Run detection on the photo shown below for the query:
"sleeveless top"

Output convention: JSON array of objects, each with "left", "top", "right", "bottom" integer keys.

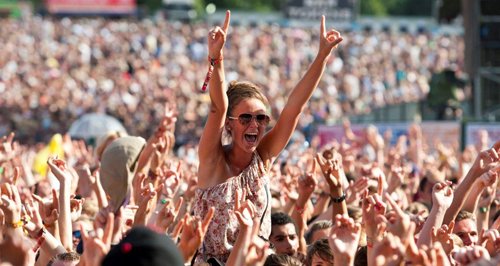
[{"left": 193, "top": 152, "right": 271, "bottom": 264}]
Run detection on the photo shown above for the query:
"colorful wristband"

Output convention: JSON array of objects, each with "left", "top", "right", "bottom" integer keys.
[
  {"left": 201, "top": 55, "right": 223, "bottom": 91},
  {"left": 11, "top": 220, "right": 24, "bottom": 229}
]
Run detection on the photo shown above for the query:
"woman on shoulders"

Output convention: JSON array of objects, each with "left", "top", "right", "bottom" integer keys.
[{"left": 195, "top": 11, "right": 343, "bottom": 264}]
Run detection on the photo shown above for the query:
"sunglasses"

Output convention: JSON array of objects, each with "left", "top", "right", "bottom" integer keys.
[{"left": 228, "top": 113, "right": 270, "bottom": 126}]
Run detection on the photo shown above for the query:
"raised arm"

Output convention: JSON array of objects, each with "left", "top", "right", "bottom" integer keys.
[
  {"left": 47, "top": 157, "right": 73, "bottom": 251},
  {"left": 462, "top": 169, "right": 497, "bottom": 213},
  {"left": 259, "top": 16, "right": 343, "bottom": 161},
  {"left": 417, "top": 182, "right": 454, "bottom": 247},
  {"left": 443, "top": 146, "right": 499, "bottom": 224},
  {"left": 198, "top": 11, "right": 231, "bottom": 176}
]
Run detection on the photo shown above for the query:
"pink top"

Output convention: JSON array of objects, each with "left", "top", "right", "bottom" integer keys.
[{"left": 193, "top": 152, "right": 271, "bottom": 264}]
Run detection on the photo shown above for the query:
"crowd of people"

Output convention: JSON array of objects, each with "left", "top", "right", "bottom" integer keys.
[
  {"left": 1, "top": 111, "right": 499, "bottom": 266},
  {"left": 1, "top": 11, "right": 498, "bottom": 266},
  {"left": 0, "top": 14, "right": 464, "bottom": 144}
]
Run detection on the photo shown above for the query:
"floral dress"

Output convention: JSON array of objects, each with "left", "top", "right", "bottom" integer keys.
[{"left": 193, "top": 152, "right": 271, "bottom": 264}]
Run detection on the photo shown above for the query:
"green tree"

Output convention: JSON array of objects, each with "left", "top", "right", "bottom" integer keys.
[
  {"left": 387, "top": 0, "right": 433, "bottom": 16},
  {"left": 360, "top": 0, "right": 388, "bottom": 16},
  {"left": 439, "top": 0, "right": 461, "bottom": 22}
]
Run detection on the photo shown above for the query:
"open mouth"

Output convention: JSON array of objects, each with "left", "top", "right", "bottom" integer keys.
[{"left": 244, "top": 133, "right": 258, "bottom": 143}]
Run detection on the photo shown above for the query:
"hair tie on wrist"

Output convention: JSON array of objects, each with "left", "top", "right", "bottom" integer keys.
[{"left": 331, "top": 193, "right": 346, "bottom": 203}]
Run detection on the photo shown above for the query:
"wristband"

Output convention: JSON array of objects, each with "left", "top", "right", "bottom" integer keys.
[
  {"left": 366, "top": 236, "right": 376, "bottom": 248},
  {"left": 295, "top": 206, "right": 305, "bottom": 215},
  {"left": 201, "top": 55, "right": 223, "bottom": 91},
  {"left": 43, "top": 220, "right": 55, "bottom": 228},
  {"left": 11, "top": 220, "right": 24, "bottom": 229},
  {"left": 32, "top": 229, "right": 46, "bottom": 252},
  {"left": 208, "top": 55, "right": 223, "bottom": 66},
  {"left": 32, "top": 227, "right": 45, "bottom": 239},
  {"left": 330, "top": 193, "right": 346, "bottom": 203}
]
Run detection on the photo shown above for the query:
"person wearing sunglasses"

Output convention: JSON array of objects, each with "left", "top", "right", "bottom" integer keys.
[{"left": 194, "top": 10, "right": 343, "bottom": 264}]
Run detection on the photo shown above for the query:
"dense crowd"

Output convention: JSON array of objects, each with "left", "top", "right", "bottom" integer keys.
[
  {"left": 2, "top": 13, "right": 498, "bottom": 266},
  {"left": 0, "top": 117, "right": 499, "bottom": 265},
  {"left": 0, "top": 16, "right": 464, "bottom": 144}
]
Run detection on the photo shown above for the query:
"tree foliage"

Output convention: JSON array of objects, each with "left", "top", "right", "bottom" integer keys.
[{"left": 361, "top": 0, "right": 434, "bottom": 17}]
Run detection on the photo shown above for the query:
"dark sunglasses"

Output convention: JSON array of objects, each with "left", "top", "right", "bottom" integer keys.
[{"left": 228, "top": 113, "right": 270, "bottom": 126}]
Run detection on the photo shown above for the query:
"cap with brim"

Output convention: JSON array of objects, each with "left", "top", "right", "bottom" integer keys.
[{"left": 99, "top": 136, "right": 146, "bottom": 212}]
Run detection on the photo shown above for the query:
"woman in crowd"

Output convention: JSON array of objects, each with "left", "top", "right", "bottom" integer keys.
[{"left": 195, "top": 10, "right": 343, "bottom": 263}]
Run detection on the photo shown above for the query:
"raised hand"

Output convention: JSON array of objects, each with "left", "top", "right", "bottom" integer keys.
[
  {"left": 478, "top": 167, "right": 499, "bottom": 188},
  {"left": 371, "top": 233, "right": 405, "bottom": 266},
  {"left": 431, "top": 221, "right": 455, "bottom": 254},
  {"left": 297, "top": 160, "right": 317, "bottom": 203},
  {"left": 378, "top": 193, "right": 412, "bottom": 245},
  {"left": 80, "top": 213, "right": 114, "bottom": 266},
  {"left": 47, "top": 156, "right": 73, "bottom": 183},
  {"left": 155, "top": 197, "right": 183, "bottom": 234},
  {"left": 315, "top": 152, "right": 343, "bottom": 192},
  {"left": 453, "top": 245, "right": 491, "bottom": 265},
  {"left": 0, "top": 132, "right": 17, "bottom": 163},
  {"left": 32, "top": 189, "right": 59, "bottom": 227},
  {"left": 318, "top": 15, "right": 343, "bottom": 58},
  {"left": 233, "top": 188, "right": 257, "bottom": 229},
  {"left": 134, "top": 182, "right": 159, "bottom": 226},
  {"left": 345, "top": 176, "right": 369, "bottom": 205},
  {"left": 156, "top": 103, "right": 178, "bottom": 135},
  {"left": 208, "top": 10, "right": 230, "bottom": 59},
  {"left": 418, "top": 181, "right": 454, "bottom": 247},
  {"left": 0, "top": 194, "right": 21, "bottom": 226},
  {"left": 24, "top": 199, "right": 44, "bottom": 238},
  {"left": 70, "top": 196, "right": 84, "bottom": 222},
  {"left": 432, "top": 181, "right": 454, "bottom": 210},
  {"left": 472, "top": 146, "right": 499, "bottom": 176},
  {"left": 0, "top": 228, "right": 35, "bottom": 266},
  {"left": 177, "top": 207, "right": 215, "bottom": 262},
  {"left": 480, "top": 229, "right": 500, "bottom": 257},
  {"left": 329, "top": 214, "right": 361, "bottom": 265},
  {"left": 362, "top": 178, "right": 387, "bottom": 242},
  {"left": 150, "top": 135, "right": 170, "bottom": 176},
  {"left": 387, "top": 166, "right": 405, "bottom": 194}
]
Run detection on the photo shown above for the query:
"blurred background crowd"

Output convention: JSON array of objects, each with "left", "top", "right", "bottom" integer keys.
[
  {"left": 0, "top": 0, "right": 499, "bottom": 265},
  {"left": 0, "top": 16, "right": 464, "bottom": 145}
]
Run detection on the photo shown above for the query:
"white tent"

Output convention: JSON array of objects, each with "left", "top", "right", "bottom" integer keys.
[{"left": 68, "top": 113, "right": 127, "bottom": 141}]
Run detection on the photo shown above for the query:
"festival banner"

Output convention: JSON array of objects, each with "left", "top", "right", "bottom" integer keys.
[
  {"left": 465, "top": 122, "right": 500, "bottom": 147},
  {"left": 317, "top": 121, "right": 461, "bottom": 151},
  {"left": 45, "top": 0, "right": 136, "bottom": 14}
]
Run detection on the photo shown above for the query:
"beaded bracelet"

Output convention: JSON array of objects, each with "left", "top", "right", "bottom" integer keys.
[{"left": 201, "top": 55, "right": 223, "bottom": 91}]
